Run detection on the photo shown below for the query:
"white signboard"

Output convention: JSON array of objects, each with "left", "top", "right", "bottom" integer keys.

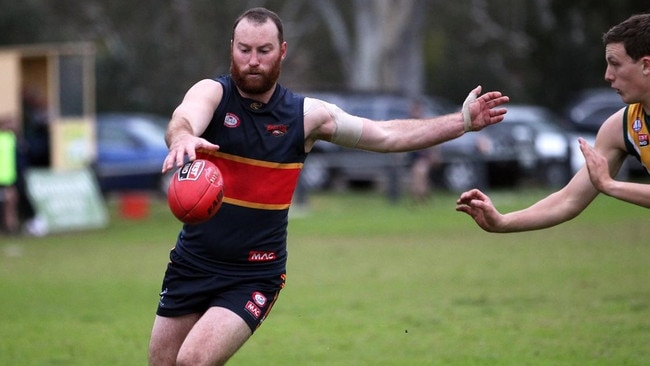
[{"left": 25, "top": 168, "right": 108, "bottom": 234}]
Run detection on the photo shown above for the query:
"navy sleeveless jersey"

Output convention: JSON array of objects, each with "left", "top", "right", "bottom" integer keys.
[{"left": 173, "top": 75, "right": 306, "bottom": 273}]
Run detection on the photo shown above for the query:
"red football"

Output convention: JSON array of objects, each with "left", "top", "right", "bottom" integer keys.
[{"left": 167, "top": 159, "right": 224, "bottom": 224}]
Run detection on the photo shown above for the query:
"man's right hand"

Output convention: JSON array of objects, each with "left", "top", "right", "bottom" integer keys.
[
  {"left": 455, "top": 188, "right": 505, "bottom": 233},
  {"left": 162, "top": 134, "right": 219, "bottom": 173}
]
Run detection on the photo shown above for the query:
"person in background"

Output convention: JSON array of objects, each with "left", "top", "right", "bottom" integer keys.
[
  {"left": 0, "top": 115, "right": 19, "bottom": 234},
  {"left": 456, "top": 13, "right": 650, "bottom": 232},
  {"left": 150, "top": 7, "right": 510, "bottom": 365},
  {"left": 408, "top": 98, "right": 442, "bottom": 203}
]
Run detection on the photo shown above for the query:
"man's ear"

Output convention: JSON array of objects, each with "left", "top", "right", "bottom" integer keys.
[
  {"left": 642, "top": 56, "right": 650, "bottom": 75},
  {"left": 280, "top": 41, "right": 287, "bottom": 61}
]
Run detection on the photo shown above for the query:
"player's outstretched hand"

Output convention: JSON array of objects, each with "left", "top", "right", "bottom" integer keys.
[
  {"left": 162, "top": 134, "right": 220, "bottom": 173},
  {"left": 578, "top": 137, "right": 612, "bottom": 192},
  {"left": 455, "top": 188, "right": 504, "bottom": 232},
  {"left": 461, "top": 86, "right": 510, "bottom": 132}
]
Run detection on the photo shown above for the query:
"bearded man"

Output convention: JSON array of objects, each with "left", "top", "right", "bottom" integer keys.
[{"left": 148, "top": 7, "right": 509, "bottom": 366}]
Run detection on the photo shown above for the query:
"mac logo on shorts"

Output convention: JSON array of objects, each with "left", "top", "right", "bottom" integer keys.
[{"left": 245, "top": 301, "right": 262, "bottom": 319}]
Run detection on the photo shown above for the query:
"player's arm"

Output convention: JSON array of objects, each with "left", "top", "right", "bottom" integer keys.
[
  {"left": 456, "top": 166, "right": 601, "bottom": 233},
  {"left": 162, "top": 79, "right": 223, "bottom": 172},
  {"left": 455, "top": 111, "right": 628, "bottom": 232},
  {"left": 303, "top": 86, "right": 509, "bottom": 153},
  {"left": 580, "top": 110, "right": 650, "bottom": 207}
]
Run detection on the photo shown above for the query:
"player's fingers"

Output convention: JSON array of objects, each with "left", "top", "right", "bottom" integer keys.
[
  {"left": 197, "top": 141, "right": 220, "bottom": 152},
  {"left": 184, "top": 147, "right": 196, "bottom": 165},
  {"left": 162, "top": 155, "right": 174, "bottom": 173},
  {"left": 458, "top": 188, "right": 484, "bottom": 202},
  {"left": 578, "top": 139, "right": 594, "bottom": 159},
  {"left": 482, "top": 94, "right": 509, "bottom": 108}
]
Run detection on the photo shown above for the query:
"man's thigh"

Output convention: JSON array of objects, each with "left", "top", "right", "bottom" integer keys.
[
  {"left": 178, "top": 307, "right": 252, "bottom": 365},
  {"left": 148, "top": 313, "right": 201, "bottom": 366}
]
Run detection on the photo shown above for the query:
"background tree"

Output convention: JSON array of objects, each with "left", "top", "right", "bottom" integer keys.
[
  {"left": 0, "top": 0, "right": 648, "bottom": 115},
  {"left": 312, "top": 0, "right": 426, "bottom": 94}
]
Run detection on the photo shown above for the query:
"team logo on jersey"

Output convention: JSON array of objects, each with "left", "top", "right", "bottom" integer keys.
[
  {"left": 224, "top": 113, "right": 240, "bottom": 128},
  {"left": 252, "top": 292, "right": 268, "bottom": 307},
  {"left": 639, "top": 134, "right": 649, "bottom": 147},
  {"left": 245, "top": 301, "right": 262, "bottom": 319},
  {"left": 250, "top": 102, "right": 263, "bottom": 110},
  {"left": 633, "top": 118, "right": 643, "bottom": 133},
  {"left": 267, "top": 124, "right": 288, "bottom": 137}
]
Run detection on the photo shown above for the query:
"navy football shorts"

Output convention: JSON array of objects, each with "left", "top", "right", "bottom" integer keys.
[{"left": 156, "top": 249, "right": 286, "bottom": 332}]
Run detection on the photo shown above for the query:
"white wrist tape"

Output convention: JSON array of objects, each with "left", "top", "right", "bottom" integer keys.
[{"left": 462, "top": 90, "right": 478, "bottom": 132}]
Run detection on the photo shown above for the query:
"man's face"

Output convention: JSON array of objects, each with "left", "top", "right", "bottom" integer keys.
[
  {"left": 230, "top": 18, "right": 286, "bottom": 96},
  {"left": 604, "top": 42, "right": 647, "bottom": 104}
]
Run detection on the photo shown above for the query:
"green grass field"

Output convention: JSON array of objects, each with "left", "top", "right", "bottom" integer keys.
[{"left": 1, "top": 188, "right": 649, "bottom": 365}]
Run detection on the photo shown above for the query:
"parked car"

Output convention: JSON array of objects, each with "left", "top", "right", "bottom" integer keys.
[
  {"left": 431, "top": 104, "right": 572, "bottom": 191},
  {"left": 565, "top": 88, "right": 625, "bottom": 133},
  {"left": 431, "top": 121, "right": 523, "bottom": 192},
  {"left": 563, "top": 88, "right": 643, "bottom": 178},
  {"left": 94, "top": 112, "right": 172, "bottom": 194},
  {"left": 499, "top": 105, "right": 573, "bottom": 187}
]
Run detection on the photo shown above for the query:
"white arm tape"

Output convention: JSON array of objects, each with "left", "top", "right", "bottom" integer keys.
[{"left": 306, "top": 98, "right": 363, "bottom": 148}]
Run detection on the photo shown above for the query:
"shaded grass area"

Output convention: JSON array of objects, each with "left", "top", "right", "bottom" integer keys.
[{"left": 1, "top": 189, "right": 649, "bottom": 365}]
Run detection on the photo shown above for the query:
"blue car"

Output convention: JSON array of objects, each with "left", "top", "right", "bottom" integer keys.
[{"left": 94, "top": 113, "right": 172, "bottom": 194}]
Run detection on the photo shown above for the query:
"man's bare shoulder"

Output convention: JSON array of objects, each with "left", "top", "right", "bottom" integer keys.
[
  {"left": 182, "top": 79, "right": 224, "bottom": 106},
  {"left": 192, "top": 78, "right": 223, "bottom": 92},
  {"left": 302, "top": 97, "right": 338, "bottom": 144},
  {"left": 595, "top": 106, "right": 628, "bottom": 150}
]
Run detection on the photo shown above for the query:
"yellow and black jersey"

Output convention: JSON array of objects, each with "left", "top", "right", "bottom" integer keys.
[{"left": 623, "top": 103, "right": 650, "bottom": 174}]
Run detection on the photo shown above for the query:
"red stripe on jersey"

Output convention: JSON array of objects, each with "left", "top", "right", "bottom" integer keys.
[{"left": 197, "top": 150, "right": 302, "bottom": 210}]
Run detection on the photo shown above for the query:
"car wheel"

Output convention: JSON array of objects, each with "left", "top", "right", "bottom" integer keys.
[{"left": 441, "top": 159, "right": 487, "bottom": 192}]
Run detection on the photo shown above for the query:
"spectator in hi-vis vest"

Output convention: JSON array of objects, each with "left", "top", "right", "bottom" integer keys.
[{"left": 0, "top": 115, "right": 19, "bottom": 234}]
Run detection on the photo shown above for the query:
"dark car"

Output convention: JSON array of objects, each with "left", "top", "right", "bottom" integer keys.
[
  {"left": 94, "top": 113, "right": 172, "bottom": 194},
  {"left": 565, "top": 88, "right": 625, "bottom": 133},
  {"left": 432, "top": 111, "right": 533, "bottom": 191},
  {"left": 564, "top": 88, "right": 643, "bottom": 178},
  {"left": 499, "top": 105, "right": 573, "bottom": 187}
]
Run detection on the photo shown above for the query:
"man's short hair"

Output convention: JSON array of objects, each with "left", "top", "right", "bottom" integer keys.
[
  {"left": 603, "top": 13, "right": 650, "bottom": 61},
  {"left": 232, "top": 7, "right": 284, "bottom": 44}
]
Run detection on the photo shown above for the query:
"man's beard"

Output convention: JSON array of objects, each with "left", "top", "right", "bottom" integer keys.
[{"left": 230, "top": 56, "right": 282, "bottom": 95}]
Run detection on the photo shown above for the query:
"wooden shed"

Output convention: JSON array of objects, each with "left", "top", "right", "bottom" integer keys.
[{"left": 0, "top": 42, "right": 95, "bottom": 170}]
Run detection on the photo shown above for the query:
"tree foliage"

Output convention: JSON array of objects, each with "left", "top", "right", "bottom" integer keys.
[{"left": 0, "top": 0, "right": 648, "bottom": 115}]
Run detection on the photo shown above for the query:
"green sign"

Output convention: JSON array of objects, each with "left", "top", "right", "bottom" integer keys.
[{"left": 25, "top": 168, "right": 108, "bottom": 234}]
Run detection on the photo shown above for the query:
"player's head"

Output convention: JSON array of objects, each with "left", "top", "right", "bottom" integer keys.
[
  {"left": 603, "top": 13, "right": 650, "bottom": 61},
  {"left": 602, "top": 14, "right": 650, "bottom": 103},
  {"left": 230, "top": 7, "right": 286, "bottom": 96}
]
